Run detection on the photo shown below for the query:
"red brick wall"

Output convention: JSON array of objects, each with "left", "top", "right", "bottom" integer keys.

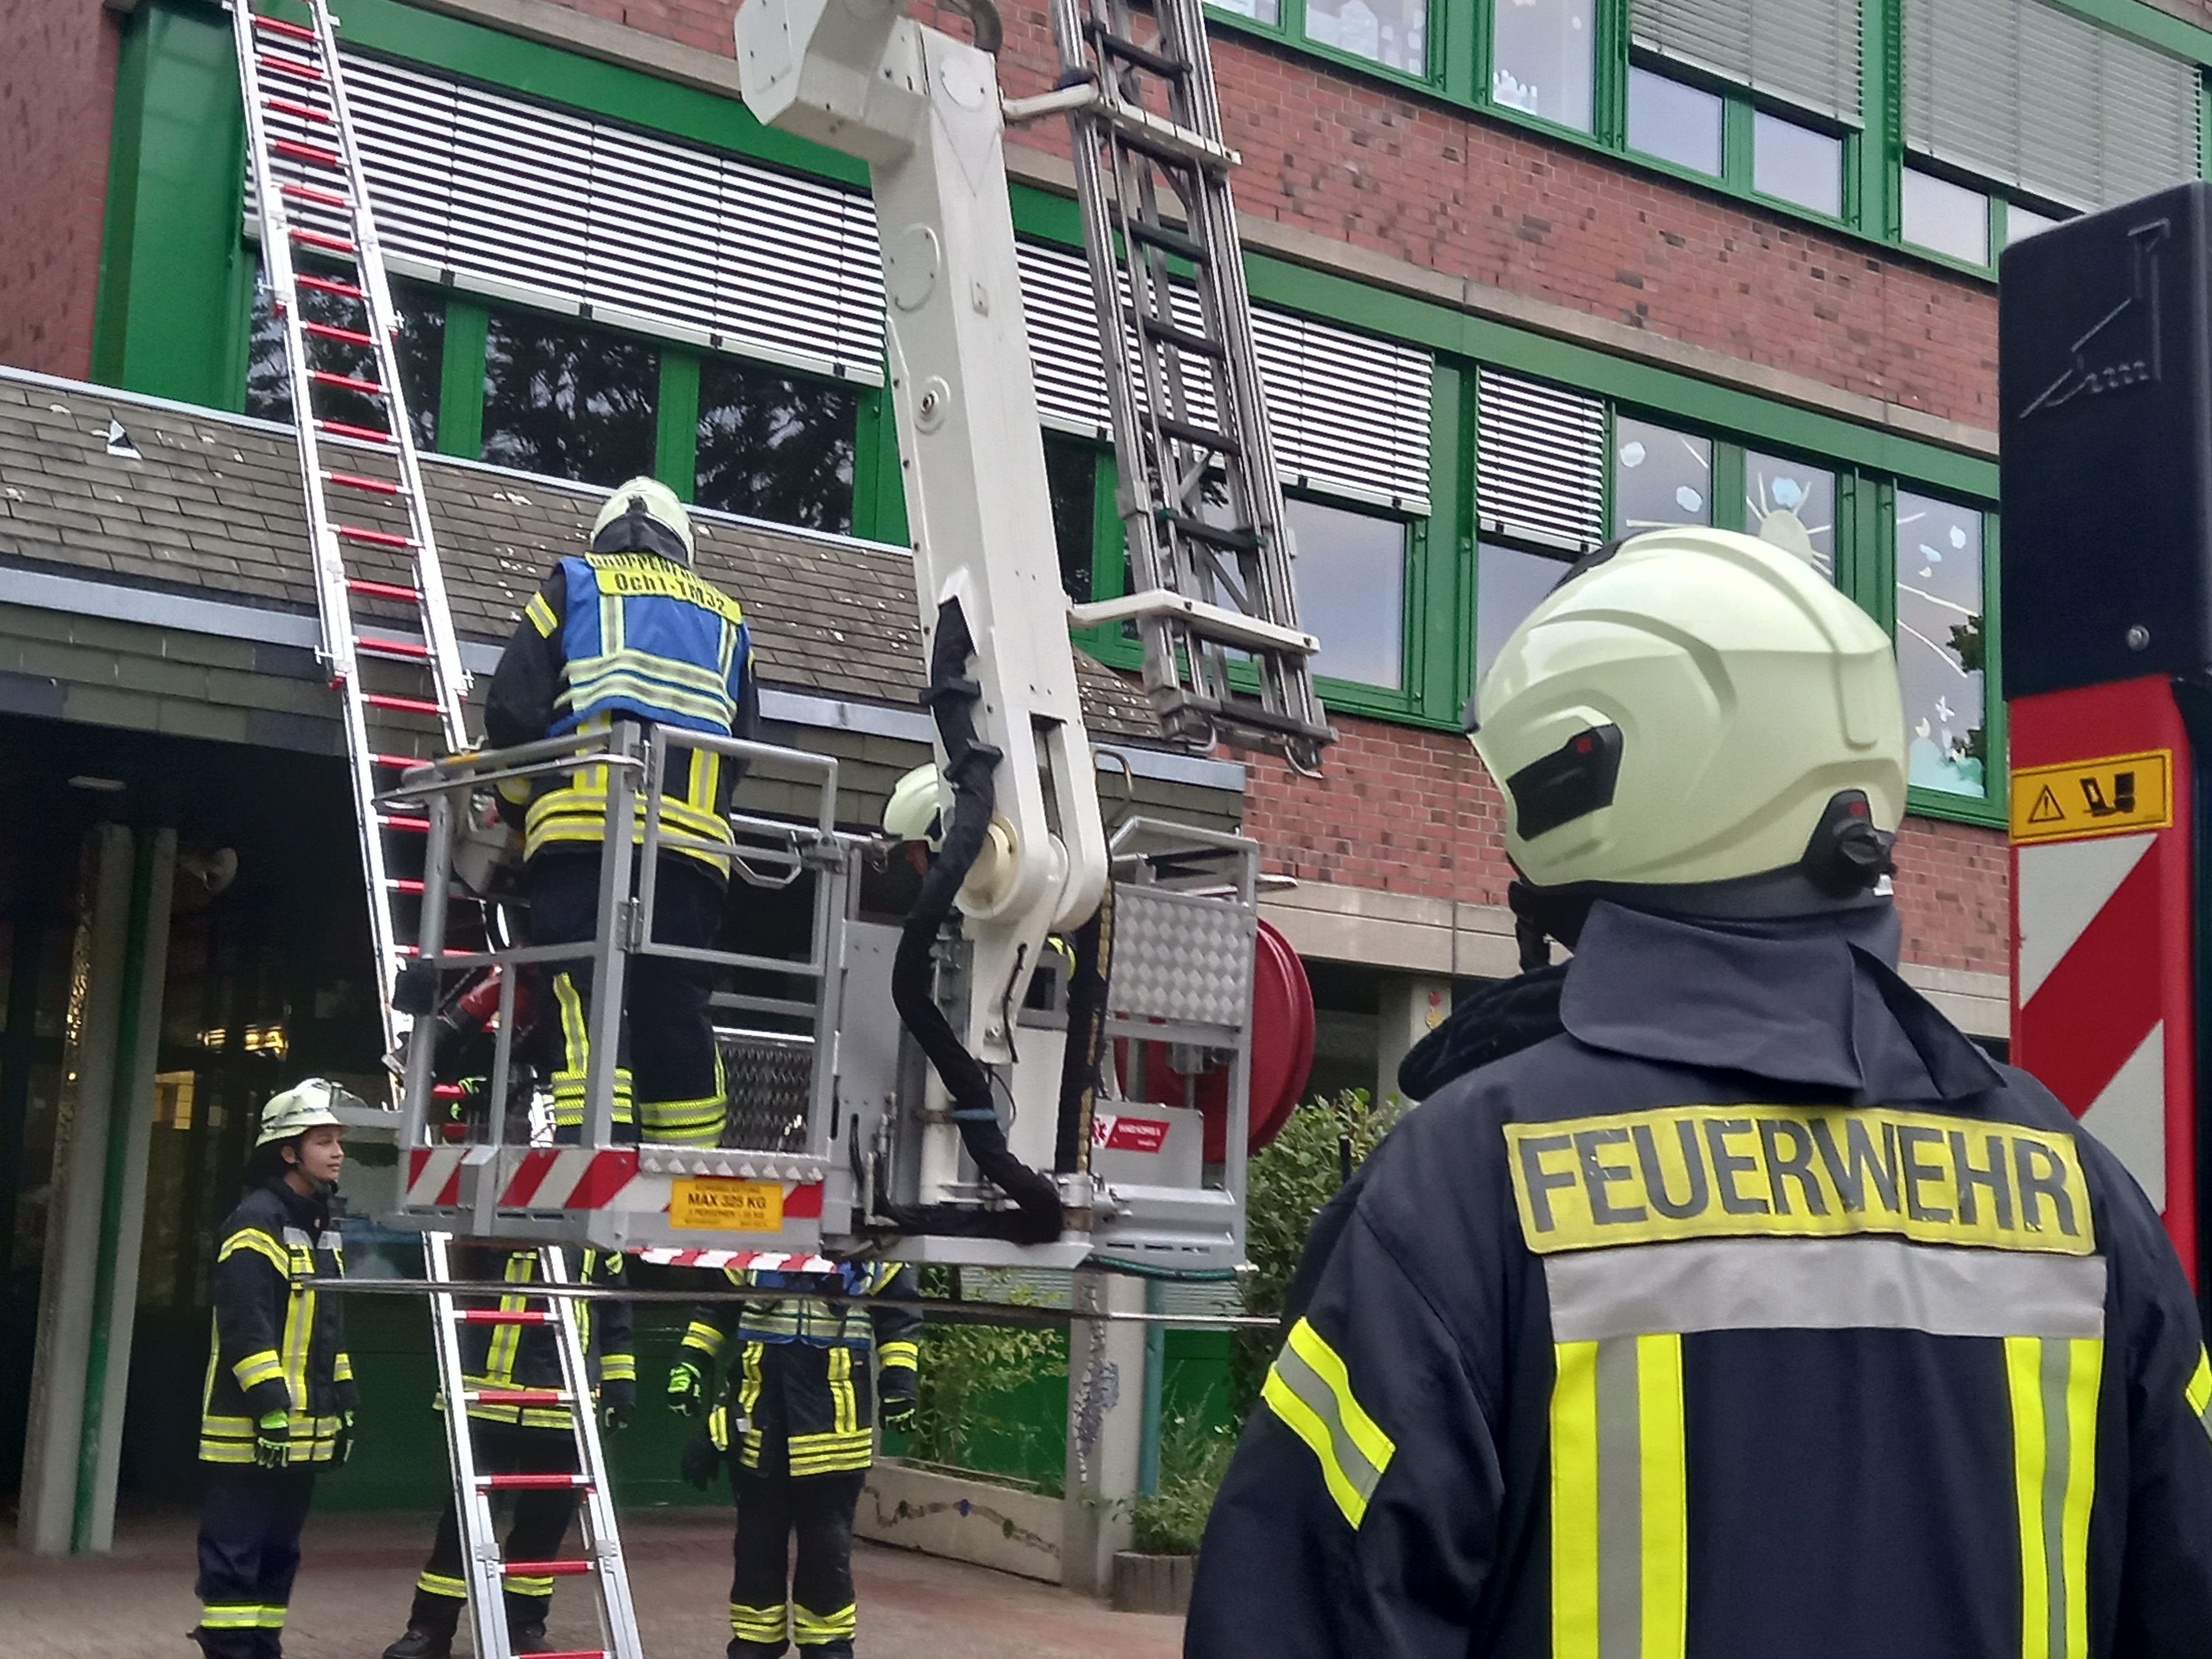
[
  {"left": 0, "top": 1, "right": 121, "bottom": 380},
  {"left": 1240, "top": 708, "right": 2010, "bottom": 978}
]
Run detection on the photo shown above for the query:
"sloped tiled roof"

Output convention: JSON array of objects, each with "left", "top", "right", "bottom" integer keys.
[{"left": 0, "top": 369, "right": 1161, "bottom": 739}]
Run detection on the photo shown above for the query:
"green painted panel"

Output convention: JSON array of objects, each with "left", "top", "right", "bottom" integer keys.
[
  {"left": 437, "top": 298, "right": 489, "bottom": 458},
  {"left": 96, "top": 2, "right": 253, "bottom": 408},
  {"left": 656, "top": 350, "right": 703, "bottom": 498}
]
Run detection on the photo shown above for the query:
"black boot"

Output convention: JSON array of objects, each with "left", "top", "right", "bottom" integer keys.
[
  {"left": 509, "top": 1624, "right": 552, "bottom": 1656},
  {"left": 380, "top": 1628, "right": 453, "bottom": 1659}
]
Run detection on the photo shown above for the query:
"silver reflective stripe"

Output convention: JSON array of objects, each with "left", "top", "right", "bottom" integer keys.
[
  {"left": 1594, "top": 1339, "right": 1642, "bottom": 1658},
  {"left": 2038, "top": 1338, "right": 2073, "bottom": 1659},
  {"left": 1546, "top": 1237, "right": 2108, "bottom": 1342},
  {"left": 281, "top": 1228, "right": 314, "bottom": 1249},
  {"left": 2200, "top": 1396, "right": 2212, "bottom": 1442},
  {"left": 1270, "top": 1336, "right": 1389, "bottom": 1511}
]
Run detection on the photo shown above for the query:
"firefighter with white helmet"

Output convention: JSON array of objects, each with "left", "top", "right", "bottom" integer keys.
[
  {"left": 483, "top": 476, "right": 761, "bottom": 1147},
  {"left": 1188, "top": 528, "right": 2212, "bottom": 1655},
  {"left": 190, "top": 1079, "right": 362, "bottom": 1659}
]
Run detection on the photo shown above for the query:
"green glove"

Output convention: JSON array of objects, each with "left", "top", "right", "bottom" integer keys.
[
  {"left": 254, "top": 1411, "right": 291, "bottom": 1470},
  {"left": 333, "top": 1410, "right": 356, "bottom": 1467},
  {"left": 879, "top": 1396, "right": 917, "bottom": 1435},
  {"left": 666, "top": 1359, "right": 707, "bottom": 1417}
]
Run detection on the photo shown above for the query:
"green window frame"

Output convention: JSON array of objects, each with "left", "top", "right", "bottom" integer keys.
[{"left": 1196, "top": 0, "right": 2212, "bottom": 279}]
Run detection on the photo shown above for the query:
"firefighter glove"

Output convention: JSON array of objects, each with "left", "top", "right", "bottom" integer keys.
[
  {"left": 333, "top": 1410, "right": 356, "bottom": 1467},
  {"left": 600, "top": 1379, "right": 635, "bottom": 1433},
  {"left": 679, "top": 1430, "right": 722, "bottom": 1492},
  {"left": 666, "top": 1359, "right": 707, "bottom": 1416},
  {"left": 254, "top": 1412, "right": 291, "bottom": 1469},
  {"left": 880, "top": 1396, "right": 917, "bottom": 1435}
]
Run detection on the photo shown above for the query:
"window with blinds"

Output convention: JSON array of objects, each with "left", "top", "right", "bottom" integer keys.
[
  {"left": 1016, "top": 241, "right": 1434, "bottom": 514},
  {"left": 1902, "top": 0, "right": 2201, "bottom": 212},
  {"left": 259, "top": 53, "right": 890, "bottom": 385},
  {"left": 1477, "top": 369, "right": 1606, "bottom": 549},
  {"left": 1629, "top": 0, "right": 1862, "bottom": 123}
]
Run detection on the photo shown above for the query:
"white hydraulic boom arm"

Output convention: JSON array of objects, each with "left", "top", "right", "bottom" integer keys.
[{"left": 738, "top": 0, "right": 1107, "bottom": 1064}]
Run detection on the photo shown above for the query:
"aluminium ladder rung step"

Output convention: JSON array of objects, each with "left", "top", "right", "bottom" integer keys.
[
  {"left": 515, "top": 1650, "right": 608, "bottom": 1659},
  {"left": 458, "top": 1309, "right": 557, "bottom": 1325},
  {"left": 319, "top": 419, "right": 392, "bottom": 444},
  {"left": 280, "top": 181, "right": 352, "bottom": 212},
  {"left": 431, "top": 1082, "right": 466, "bottom": 1099},
  {"left": 479, "top": 1472, "right": 593, "bottom": 1490},
  {"left": 255, "top": 51, "right": 326, "bottom": 85},
  {"left": 378, "top": 813, "right": 430, "bottom": 832},
  {"left": 384, "top": 877, "right": 427, "bottom": 893},
  {"left": 297, "top": 273, "right": 366, "bottom": 301},
  {"left": 250, "top": 13, "right": 318, "bottom": 43},
  {"left": 500, "top": 1559, "right": 596, "bottom": 1577},
  {"left": 273, "top": 136, "right": 343, "bottom": 169},
  {"left": 302, "top": 318, "right": 375, "bottom": 347},
  {"left": 329, "top": 470, "right": 404, "bottom": 495},
  {"left": 265, "top": 95, "right": 335, "bottom": 125},
  {"left": 310, "top": 369, "right": 388, "bottom": 397},
  {"left": 335, "top": 523, "right": 415, "bottom": 547},
  {"left": 1125, "top": 216, "right": 1209, "bottom": 264},
  {"left": 359, "top": 635, "right": 433, "bottom": 661},
  {"left": 1086, "top": 24, "right": 1188, "bottom": 78},
  {"left": 290, "top": 228, "right": 359, "bottom": 258},
  {"left": 1160, "top": 510, "right": 1259, "bottom": 552},
  {"left": 348, "top": 576, "right": 421, "bottom": 600},
  {"left": 1131, "top": 310, "right": 1225, "bottom": 361},
  {"left": 1151, "top": 414, "right": 1242, "bottom": 457},
  {"left": 466, "top": 1389, "right": 574, "bottom": 1406},
  {"left": 1098, "top": 101, "right": 1234, "bottom": 170}
]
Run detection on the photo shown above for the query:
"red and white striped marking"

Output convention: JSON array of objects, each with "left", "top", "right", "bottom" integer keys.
[
  {"left": 2011, "top": 675, "right": 2196, "bottom": 1276},
  {"left": 636, "top": 1248, "right": 840, "bottom": 1273}
]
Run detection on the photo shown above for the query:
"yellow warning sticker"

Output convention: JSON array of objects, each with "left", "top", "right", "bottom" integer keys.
[
  {"left": 2008, "top": 749, "right": 2172, "bottom": 844},
  {"left": 670, "top": 1178, "right": 784, "bottom": 1233}
]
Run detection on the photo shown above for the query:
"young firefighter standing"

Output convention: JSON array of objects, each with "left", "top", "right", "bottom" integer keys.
[
  {"left": 380, "top": 1245, "right": 634, "bottom": 1658},
  {"left": 191, "top": 1079, "right": 361, "bottom": 1659},
  {"left": 669, "top": 1262, "right": 921, "bottom": 1658}
]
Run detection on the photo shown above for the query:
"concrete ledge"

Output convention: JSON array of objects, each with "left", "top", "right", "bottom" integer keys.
[
  {"left": 1898, "top": 963, "right": 2009, "bottom": 1041},
  {"left": 856, "top": 1459, "right": 1065, "bottom": 1585},
  {"left": 1111, "top": 1551, "right": 1194, "bottom": 1614}
]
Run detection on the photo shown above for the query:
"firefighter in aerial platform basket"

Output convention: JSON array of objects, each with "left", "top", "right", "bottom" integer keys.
[
  {"left": 190, "top": 1080, "right": 359, "bottom": 1659},
  {"left": 1186, "top": 527, "right": 2212, "bottom": 1657},
  {"left": 667, "top": 1260, "right": 921, "bottom": 1659},
  {"left": 379, "top": 1245, "right": 633, "bottom": 1659},
  {"left": 483, "top": 476, "right": 762, "bottom": 1147}
]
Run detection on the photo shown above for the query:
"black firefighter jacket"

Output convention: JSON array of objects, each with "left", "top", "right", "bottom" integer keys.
[
  {"left": 1186, "top": 900, "right": 2212, "bottom": 1659},
  {"left": 199, "top": 1178, "right": 355, "bottom": 1464}
]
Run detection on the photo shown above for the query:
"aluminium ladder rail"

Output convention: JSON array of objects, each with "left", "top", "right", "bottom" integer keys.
[
  {"left": 1045, "top": 0, "right": 1335, "bottom": 768},
  {"left": 427, "top": 1237, "right": 645, "bottom": 1659},
  {"left": 231, "top": 12, "right": 641, "bottom": 1658},
  {"left": 231, "top": 0, "right": 472, "bottom": 1052}
]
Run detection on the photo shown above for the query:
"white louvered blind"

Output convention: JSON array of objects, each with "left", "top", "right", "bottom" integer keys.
[
  {"left": 1630, "top": 0, "right": 1862, "bottom": 123},
  {"left": 1016, "top": 241, "right": 1434, "bottom": 514},
  {"left": 1902, "top": 0, "right": 2201, "bottom": 212},
  {"left": 281, "top": 54, "right": 888, "bottom": 384},
  {"left": 1477, "top": 369, "right": 1606, "bottom": 549}
]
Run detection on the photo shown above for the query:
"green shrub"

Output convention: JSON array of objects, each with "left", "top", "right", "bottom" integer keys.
[
  {"left": 1133, "top": 1415, "right": 1239, "bottom": 1554},
  {"left": 902, "top": 1267, "right": 1069, "bottom": 1483}
]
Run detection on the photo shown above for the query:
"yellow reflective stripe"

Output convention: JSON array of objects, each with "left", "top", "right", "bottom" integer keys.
[
  {"left": 1259, "top": 1317, "right": 1396, "bottom": 1530},
  {"left": 526, "top": 592, "right": 559, "bottom": 637},
  {"left": 830, "top": 1347, "right": 856, "bottom": 1435},
  {"left": 200, "top": 1605, "right": 286, "bottom": 1630},
  {"left": 2007, "top": 1335, "right": 2101, "bottom": 1659},
  {"left": 2187, "top": 1348, "right": 2212, "bottom": 1442},
  {"left": 417, "top": 1572, "right": 468, "bottom": 1601},
  {"left": 486, "top": 1254, "right": 534, "bottom": 1385},
  {"left": 793, "top": 1602, "right": 858, "bottom": 1641},
  {"left": 502, "top": 1575, "right": 556, "bottom": 1598},
  {"left": 1547, "top": 1335, "right": 1686, "bottom": 1659},
  {"left": 218, "top": 1229, "right": 291, "bottom": 1275},
  {"left": 232, "top": 1349, "right": 285, "bottom": 1391},
  {"left": 682, "top": 1321, "right": 728, "bottom": 1360},
  {"left": 282, "top": 1282, "right": 314, "bottom": 1413},
  {"left": 731, "top": 1603, "right": 789, "bottom": 1642},
  {"left": 601, "top": 1354, "right": 637, "bottom": 1381},
  {"left": 1550, "top": 1340, "right": 1601, "bottom": 1659},
  {"left": 878, "top": 1340, "right": 919, "bottom": 1372},
  {"left": 787, "top": 1428, "right": 874, "bottom": 1473},
  {"left": 331, "top": 1351, "right": 353, "bottom": 1384}
]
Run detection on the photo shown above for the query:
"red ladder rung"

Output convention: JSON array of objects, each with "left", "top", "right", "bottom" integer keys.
[
  {"left": 526, "top": 1650, "right": 609, "bottom": 1659},
  {"left": 431, "top": 1083, "right": 466, "bottom": 1099},
  {"left": 328, "top": 470, "right": 403, "bottom": 497},
  {"left": 461, "top": 1311, "right": 557, "bottom": 1326},
  {"left": 251, "top": 13, "right": 319, "bottom": 41},
  {"left": 316, "top": 419, "right": 390, "bottom": 444},
  {"left": 371, "top": 751, "right": 422, "bottom": 769},
  {"left": 272, "top": 136, "right": 342, "bottom": 169},
  {"left": 264, "top": 95, "right": 333, "bottom": 125},
  {"left": 290, "top": 228, "right": 356, "bottom": 258},
  {"left": 297, "top": 273, "right": 365, "bottom": 301},
  {"left": 378, "top": 814, "right": 430, "bottom": 833},
  {"left": 335, "top": 523, "right": 413, "bottom": 547},
  {"left": 347, "top": 577, "right": 419, "bottom": 602},
  {"left": 500, "top": 1561, "right": 595, "bottom": 1578},
  {"left": 301, "top": 318, "right": 374, "bottom": 347},
  {"left": 258, "top": 51, "right": 324, "bottom": 82},
  {"left": 363, "top": 692, "right": 442, "bottom": 715},
  {"left": 384, "top": 877, "right": 427, "bottom": 893},
  {"left": 468, "top": 1388, "right": 573, "bottom": 1406},
  {"left": 280, "top": 181, "right": 350, "bottom": 211},
  {"left": 309, "top": 369, "right": 386, "bottom": 398},
  {"left": 479, "top": 1472, "right": 590, "bottom": 1490}
]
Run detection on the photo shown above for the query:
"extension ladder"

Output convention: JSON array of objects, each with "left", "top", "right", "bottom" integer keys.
[
  {"left": 426, "top": 1237, "right": 644, "bottom": 1659},
  {"left": 230, "top": 10, "right": 642, "bottom": 1656},
  {"left": 1046, "top": 0, "right": 1337, "bottom": 768}
]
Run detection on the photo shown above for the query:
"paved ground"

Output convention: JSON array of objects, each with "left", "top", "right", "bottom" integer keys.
[{"left": 0, "top": 1506, "right": 1182, "bottom": 1659}]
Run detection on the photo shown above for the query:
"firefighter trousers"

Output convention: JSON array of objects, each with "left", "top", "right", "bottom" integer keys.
[
  {"left": 193, "top": 1465, "right": 319, "bottom": 1659},
  {"left": 728, "top": 1465, "right": 865, "bottom": 1658},
  {"left": 530, "top": 850, "right": 726, "bottom": 1146},
  {"left": 408, "top": 1422, "right": 581, "bottom": 1640}
]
